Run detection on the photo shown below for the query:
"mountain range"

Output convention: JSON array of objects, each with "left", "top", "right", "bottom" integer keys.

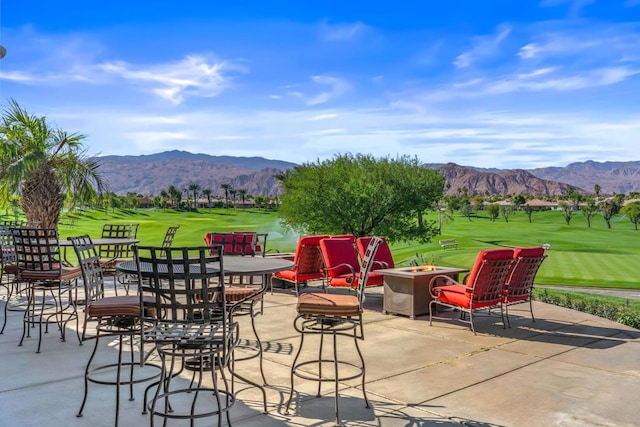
[{"left": 96, "top": 150, "right": 640, "bottom": 197}]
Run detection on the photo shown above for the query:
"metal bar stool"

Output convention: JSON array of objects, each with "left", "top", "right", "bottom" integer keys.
[
  {"left": 14, "top": 227, "right": 82, "bottom": 353},
  {"left": 285, "top": 236, "right": 382, "bottom": 426},
  {"left": 135, "top": 245, "right": 238, "bottom": 426},
  {"left": 70, "top": 235, "right": 161, "bottom": 427}
]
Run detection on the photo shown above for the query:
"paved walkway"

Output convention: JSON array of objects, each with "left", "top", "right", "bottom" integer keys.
[{"left": 1, "top": 286, "right": 639, "bottom": 426}]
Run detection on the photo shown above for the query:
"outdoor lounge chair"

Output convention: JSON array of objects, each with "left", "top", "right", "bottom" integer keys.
[
  {"left": 429, "top": 248, "right": 515, "bottom": 334},
  {"left": 270, "top": 234, "right": 329, "bottom": 295},
  {"left": 356, "top": 236, "right": 395, "bottom": 271},
  {"left": 319, "top": 237, "right": 384, "bottom": 289},
  {"left": 503, "top": 246, "right": 547, "bottom": 327}
]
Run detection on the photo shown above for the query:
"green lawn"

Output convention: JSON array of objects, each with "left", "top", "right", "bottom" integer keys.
[{"left": 42, "top": 206, "right": 640, "bottom": 290}]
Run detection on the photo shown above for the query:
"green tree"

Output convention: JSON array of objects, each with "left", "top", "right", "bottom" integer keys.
[
  {"left": 0, "top": 99, "right": 105, "bottom": 228},
  {"left": 220, "top": 183, "right": 232, "bottom": 208},
  {"left": 500, "top": 204, "right": 514, "bottom": 222},
  {"left": 523, "top": 204, "right": 535, "bottom": 223},
  {"left": 486, "top": 203, "right": 500, "bottom": 222},
  {"left": 167, "top": 185, "right": 182, "bottom": 208},
  {"left": 599, "top": 197, "right": 622, "bottom": 229},
  {"left": 201, "top": 188, "right": 212, "bottom": 209},
  {"left": 188, "top": 183, "right": 200, "bottom": 209},
  {"left": 621, "top": 202, "right": 640, "bottom": 231},
  {"left": 559, "top": 201, "right": 574, "bottom": 225},
  {"left": 276, "top": 153, "right": 444, "bottom": 242},
  {"left": 512, "top": 194, "right": 526, "bottom": 209},
  {"left": 237, "top": 189, "right": 248, "bottom": 209},
  {"left": 581, "top": 198, "right": 598, "bottom": 228}
]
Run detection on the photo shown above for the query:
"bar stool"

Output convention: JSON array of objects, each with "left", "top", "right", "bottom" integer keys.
[
  {"left": 135, "top": 245, "right": 238, "bottom": 426},
  {"left": 69, "top": 235, "right": 160, "bottom": 427},
  {"left": 285, "top": 236, "right": 382, "bottom": 426}
]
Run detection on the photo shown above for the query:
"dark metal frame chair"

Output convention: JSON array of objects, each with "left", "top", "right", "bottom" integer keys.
[
  {"left": 70, "top": 235, "right": 160, "bottom": 427},
  {"left": 135, "top": 245, "right": 238, "bottom": 425},
  {"left": 285, "top": 236, "right": 383, "bottom": 425},
  {"left": 99, "top": 223, "right": 139, "bottom": 295},
  {"left": 161, "top": 225, "right": 180, "bottom": 248},
  {"left": 13, "top": 227, "right": 81, "bottom": 353},
  {"left": 1, "top": 227, "right": 20, "bottom": 334}
]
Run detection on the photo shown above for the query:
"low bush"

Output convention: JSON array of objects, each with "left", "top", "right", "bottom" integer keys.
[{"left": 534, "top": 289, "right": 640, "bottom": 330}]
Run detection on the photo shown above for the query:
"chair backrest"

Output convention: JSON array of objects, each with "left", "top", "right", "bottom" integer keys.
[
  {"left": 505, "top": 247, "right": 547, "bottom": 300},
  {"left": 99, "top": 223, "right": 139, "bottom": 260},
  {"left": 329, "top": 234, "right": 356, "bottom": 244},
  {"left": 135, "top": 244, "right": 228, "bottom": 326},
  {"left": 466, "top": 248, "right": 516, "bottom": 304},
  {"left": 161, "top": 225, "right": 180, "bottom": 248},
  {"left": 0, "top": 228, "right": 17, "bottom": 267},
  {"left": 356, "top": 236, "right": 394, "bottom": 270},
  {"left": 68, "top": 235, "right": 105, "bottom": 303},
  {"left": 356, "top": 236, "right": 383, "bottom": 306},
  {"left": 319, "top": 237, "right": 361, "bottom": 278},
  {"left": 204, "top": 231, "right": 266, "bottom": 256},
  {"left": 292, "top": 235, "right": 329, "bottom": 274},
  {"left": 0, "top": 220, "right": 24, "bottom": 231},
  {"left": 13, "top": 227, "right": 61, "bottom": 273},
  {"left": 233, "top": 231, "right": 268, "bottom": 256}
]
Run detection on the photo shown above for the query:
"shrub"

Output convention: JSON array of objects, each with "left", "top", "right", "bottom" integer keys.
[{"left": 533, "top": 289, "right": 640, "bottom": 330}]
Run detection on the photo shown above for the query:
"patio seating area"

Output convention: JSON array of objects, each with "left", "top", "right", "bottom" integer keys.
[{"left": 1, "top": 282, "right": 640, "bottom": 426}]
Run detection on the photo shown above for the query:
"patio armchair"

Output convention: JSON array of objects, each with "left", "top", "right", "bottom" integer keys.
[
  {"left": 270, "top": 234, "right": 329, "bottom": 296},
  {"left": 429, "top": 248, "right": 515, "bottom": 334},
  {"left": 356, "top": 236, "right": 395, "bottom": 271},
  {"left": 285, "top": 236, "right": 383, "bottom": 426},
  {"left": 503, "top": 246, "right": 547, "bottom": 327},
  {"left": 319, "top": 237, "right": 384, "bottom": 289}
]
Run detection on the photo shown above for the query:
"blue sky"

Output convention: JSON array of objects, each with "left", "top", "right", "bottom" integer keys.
[{"left": 1, "top": 0, "right": 639, "bottom": 168}]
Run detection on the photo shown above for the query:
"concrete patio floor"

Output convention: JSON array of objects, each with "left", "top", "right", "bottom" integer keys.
[{"left": 1, "top": 285, "right": 639, "bottom": 427}]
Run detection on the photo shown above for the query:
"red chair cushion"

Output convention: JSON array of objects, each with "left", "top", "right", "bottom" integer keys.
[
  {"left": 464, "top": 248, "right": 514, "bottom": 295},
  {"left": 435, "top": 284, "right": 500, "bottom": 309},
  {"left": 356, "top": 236, "right": 395, "bottom": 270},
  {"left": 513, "top": 246, "right": 545, "bottom": 258},
  {"left": 320, "top": 238, "right": 359, "bottom": 278}
]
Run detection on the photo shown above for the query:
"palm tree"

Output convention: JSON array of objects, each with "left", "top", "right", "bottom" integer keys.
[
  {"left": 237, "top": 189, "right": 248, "bottom": 209},
  {"left": 201, "top": 188, "right": 212, "bottom": 209},
  {"left": 0, "top": 99, "right": 105, "bottom": 228},
  {"left": 220, "top": 183, "right": 232, "bottom": 208},
  {"left": 188, "top": 183, "right": 200, "bottom": 209}
]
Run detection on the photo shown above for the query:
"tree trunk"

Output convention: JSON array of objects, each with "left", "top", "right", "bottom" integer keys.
[{"left": 21, "top": 164, "right": 63, "bottom": 229}]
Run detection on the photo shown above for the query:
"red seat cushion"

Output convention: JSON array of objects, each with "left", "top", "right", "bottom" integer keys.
[{"left": 435, "top": 284, "right": 500, "bottom": 309}]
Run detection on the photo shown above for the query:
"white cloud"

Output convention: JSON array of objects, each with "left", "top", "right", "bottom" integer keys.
[
  {"left": 319, "top": 21, "right": 370, "bottom": 41},
  {"left": 454, "top": 25, "right": 512, "bottom": 69},
  {"left": 97, "top": 55, "right": 244, "bottom": 104},
  {"left": 304, "top": 75, "right": 351, "bottom": 105}
]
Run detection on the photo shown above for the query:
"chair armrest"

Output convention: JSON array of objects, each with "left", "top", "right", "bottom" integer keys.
[
  {"left": 325, "top": 262, "right": 357, "bottom": 283},
  {"left": 428, "top": 274, "right": 471, "bottom": 298},
  {"left": 373, "top": 260, "right": 390, "bottom": 269}
]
